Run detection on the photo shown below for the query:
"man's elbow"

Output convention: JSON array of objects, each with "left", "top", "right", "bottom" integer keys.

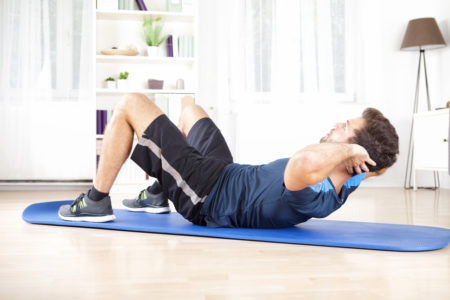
[{"left": 284, "top": 151, "right": 323, "bottom": 190}]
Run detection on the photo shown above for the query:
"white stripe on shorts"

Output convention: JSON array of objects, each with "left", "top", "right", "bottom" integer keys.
[{"left": 138, "top": 137, "right": 207, "bottom": 205}]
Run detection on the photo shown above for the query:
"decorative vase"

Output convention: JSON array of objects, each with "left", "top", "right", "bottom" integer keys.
[
  {"left": 106, "top": 81, "right": 116, "bottom": 89},
  {"left": 147, "top": 46, "right": 160, "bottom": 57},
  {"left": 176, "top": 78, "right": 184, "bottom": 90},
  {"left": 117, "top": 79, "right": 128, "bottom": 90}
]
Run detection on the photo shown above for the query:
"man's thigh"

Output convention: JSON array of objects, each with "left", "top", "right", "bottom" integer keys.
[
  {"left": 186, "top": 117, "right": 233, "bottom": 163},
  {"left": 131, "top": 115, "right": 228, "bottom": 224}
]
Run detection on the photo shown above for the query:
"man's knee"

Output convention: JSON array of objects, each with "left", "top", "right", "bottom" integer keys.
[
  {"left": 117, "top": 93, "right": 148, "bottom": 111},
  {"left": 115, "top": 93, "right": 157, "bottom": 121},
  {"left": 179, "top": 104, "right": 209, "bottom": 136},
  {"left": 114, "top": 93, "right": 164, "bottom": 138}
]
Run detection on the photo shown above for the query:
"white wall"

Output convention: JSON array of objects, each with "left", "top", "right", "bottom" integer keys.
[{"left": 197, "top": 0, "right": 450, "bottom": 188}]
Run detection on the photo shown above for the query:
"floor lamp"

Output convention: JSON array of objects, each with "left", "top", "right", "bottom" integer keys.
[{"left": 401, "top": 17, "right": 447, "bottom": 189}]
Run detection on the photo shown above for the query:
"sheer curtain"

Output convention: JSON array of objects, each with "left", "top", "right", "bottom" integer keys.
[
  {"left": 0, "top": 0, "right": 94, "bottom": 181},
  {"left": 202, "top": 0, "right": 351, "bottom": 163},
  {"left": 214, "top": 0, "right": 349, "bottom": 106}
]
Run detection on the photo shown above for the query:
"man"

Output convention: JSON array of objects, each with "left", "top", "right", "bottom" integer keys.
[{"left": 59, "top": 93, "right": 399, "bottom": 228}]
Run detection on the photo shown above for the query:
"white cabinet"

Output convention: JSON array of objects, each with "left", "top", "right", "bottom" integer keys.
[{"left": 412, "top": 109, "right": 449, "bottom": 189}]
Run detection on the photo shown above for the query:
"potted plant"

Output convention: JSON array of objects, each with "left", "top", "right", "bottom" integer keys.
[
  {"left": 117, "top": 72, "right": 129, "bottom": 90},
  {"left": 142, "top": 16, "right": 170, "bottom": 57},
  {"left": 105, "top": 77, "right": 116, "bottom": 89}
]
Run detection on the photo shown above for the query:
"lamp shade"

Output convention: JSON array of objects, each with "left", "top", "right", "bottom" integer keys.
[{"left": 400, "top": 17, "right": 446, "bottom": 51}]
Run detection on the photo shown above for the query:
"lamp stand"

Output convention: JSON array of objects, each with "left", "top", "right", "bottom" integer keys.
[{"left": 404, "top": 49, "right": 440, "bottom": 189}]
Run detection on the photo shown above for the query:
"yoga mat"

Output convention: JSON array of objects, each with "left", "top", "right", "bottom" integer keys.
[{"left": 23, "top": 201, "right": 450, "bottom": 252}]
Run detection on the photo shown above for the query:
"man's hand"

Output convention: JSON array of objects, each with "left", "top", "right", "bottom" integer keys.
[{"left": 345, "top": 144, "right": 376, "bottom": 175}]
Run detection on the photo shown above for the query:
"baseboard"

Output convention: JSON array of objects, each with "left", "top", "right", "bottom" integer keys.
[
  {"left": 0, "top": 180, "right": 154, "bottom": 192},
  {"left": 0, "top": 181, "right": 92, "bottom": 191}
]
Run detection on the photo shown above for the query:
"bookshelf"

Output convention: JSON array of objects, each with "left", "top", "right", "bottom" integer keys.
[
  {"left": 96, "top": 88, "right": 196, "bottom": 94},
  {"left": 96, "top": 10, "right": 195, "bottom": 21},
  {"left": 96, "top": 54, "right": 195, "bottom": 64},
  {"left": 95, "top": 0, "right": 198, "bottom": 192}
]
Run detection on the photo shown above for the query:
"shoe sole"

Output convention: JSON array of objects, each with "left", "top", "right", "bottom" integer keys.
[
  {"left": 122, "top": 205, "right": 170, "bottom": 214},
  {"left": 58, "top": 213, "right": 116, "bottom": 223}
]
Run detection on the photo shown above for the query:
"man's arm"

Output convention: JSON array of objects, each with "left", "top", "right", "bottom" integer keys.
[{"left": 284, "top": 143, "right": 376, "bottom": 191}]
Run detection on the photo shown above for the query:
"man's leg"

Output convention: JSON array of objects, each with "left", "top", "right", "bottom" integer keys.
[
  {"left": 178, "top": 95, "right": 209, "bottom": 137},
  {"left": 95, "top": 93, "right": 164, "bottom": 194},
  {"left": 178, "top": 95, "right": 233, "bottom": 163},
  {"left": 144, "top": 95, "right": 207, "bottom": 195},
  {"left": 58, "top": 93, "right": 164, "bottom": 222},
  {"left": 121, "top": 95, "right": 231, "bottom": 225},
  {"left": 122, "top": 95, "right": 210, "bottom": 213}
]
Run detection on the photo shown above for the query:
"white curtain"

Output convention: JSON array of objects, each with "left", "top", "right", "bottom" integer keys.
[
  {"left": 213, "top": 0, "right": 348, "bottom": 105},
  {"left": 0, "top": 0, "right": 94, "bottom": 181},
  {"left": 199, "top": 0, "right": 349, "bottom": 163}
]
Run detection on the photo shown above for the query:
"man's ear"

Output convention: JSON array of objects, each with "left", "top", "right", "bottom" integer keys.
[{"left": 365, "top": 167, "right": 387, "bottom": 179}]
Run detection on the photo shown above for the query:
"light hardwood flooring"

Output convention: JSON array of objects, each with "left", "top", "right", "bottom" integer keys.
[{"left": 0, "top": 187, "right": 449, "bottom": 299}]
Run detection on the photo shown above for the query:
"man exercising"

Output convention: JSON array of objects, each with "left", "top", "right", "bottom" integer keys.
[{"left": 59, "top": 93, "right": 399, "bottom": 228}]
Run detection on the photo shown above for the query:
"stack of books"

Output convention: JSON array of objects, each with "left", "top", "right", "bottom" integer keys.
[
  {"left": 167, "top": 35, "right": 194, "bottom": 58},
  {"left": 96, "top": 110, "right": 113, "bottom": 135},
  {"left": 118, "top": 0, "right": 136, "bottom": 10}
]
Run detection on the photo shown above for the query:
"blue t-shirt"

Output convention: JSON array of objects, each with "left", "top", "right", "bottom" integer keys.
[{"left": 200, "top": 158, "right": 365, "bottom": 228}]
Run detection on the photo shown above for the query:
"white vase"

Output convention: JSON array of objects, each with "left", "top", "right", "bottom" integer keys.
[
  {"left": 147, "top": 46, "right": 160, "bottom": 57},
  {"left": 117, "top": 79, "right": 128, "bottom": 90},
  {"left": 106, "top": 81, "right": 116, "bottom": 89}
]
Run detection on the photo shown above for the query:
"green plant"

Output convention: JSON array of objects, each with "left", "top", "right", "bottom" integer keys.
[
  {"left": 119, "top": 72, "right": 129, "bottom": 80},
  {"left": 142, "top": 17, "right": 170, "bottom": 47},
  {"left": 105, "top": 77, "right": 115, "bottom": 81}
]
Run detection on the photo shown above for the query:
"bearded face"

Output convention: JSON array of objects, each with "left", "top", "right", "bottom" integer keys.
[{"left": 320, "top": 118, "right": 365, "bottom": 144}]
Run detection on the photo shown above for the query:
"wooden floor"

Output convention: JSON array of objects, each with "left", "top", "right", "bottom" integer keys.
[{"left": 0, "top": 187, "right": 448, "bottom": 299}]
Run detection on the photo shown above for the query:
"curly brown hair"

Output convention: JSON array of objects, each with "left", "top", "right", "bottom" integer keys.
[{"left": 351, "top": 108, "right": 399, "bottom": 172}]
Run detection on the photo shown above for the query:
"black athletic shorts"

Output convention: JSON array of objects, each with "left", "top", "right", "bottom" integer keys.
[{"left": 130, "top": 114, "right": 233, "bottom": 225}]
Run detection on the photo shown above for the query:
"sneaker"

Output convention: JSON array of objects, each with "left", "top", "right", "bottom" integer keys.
[
  {"left": 122, "top": 189, "right": 170, "bottom": 214},
  {"left": 58, "top": 193, "right": 116, "bottom": 222}
]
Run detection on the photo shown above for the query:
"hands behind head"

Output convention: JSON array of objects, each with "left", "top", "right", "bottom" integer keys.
[{"left": 345, "top": 144, "right": 376, "bottom": 175}]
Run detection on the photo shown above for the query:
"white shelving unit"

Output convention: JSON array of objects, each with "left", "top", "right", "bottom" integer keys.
[
  {"left": 94, "top": 1, "right": 198, "bottom": 192},
  {"left": 96, "top": 10, "right": 195, "bottom": 22},
  {"left": 96, "top": 54, "right": 195, "bottom": 64},
  {"left": 96, "top": 88, "right": 196, "bottom": 95}
]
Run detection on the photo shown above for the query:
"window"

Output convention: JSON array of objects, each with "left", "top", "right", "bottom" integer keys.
[
  {"left": 242, "top": 0, "right": 351, "bottom": 102},
  {"left": 3, "top": 0, "right": 91, "bottom": 101}
]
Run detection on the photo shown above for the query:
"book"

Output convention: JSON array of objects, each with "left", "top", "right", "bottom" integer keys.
[
  {"left": 130, "top": 0, "right": 137, "bottom": 10},
  {"left": 100, "top": 110, "right": 104, "bottom": 134},
  {"left": 96, "top": 109, "right": 111, "bottom": 134},
  {"left": 179, "top": 36, "right": 184, "bottom": 57},
  {"left": 102, "top": 110, "right": 107, "bottom": 134},
  {"left": 177, "top": 35, "right": 194, "bottom": 58},
  {"left": 187, "top": 36, "right": 193, "bottom": 57},
  {"left": 167, "top": 35, "right": 173, "bottom": 57},
  {"left": 167, "top": 0, "right": 182, "bottom": 12},
  {"left": 136, "top": 0, "right": 147, "bottom": 10},
  {"left": 172, "top": 34, "right": 179, "bottom": 57},
  {"left": 96, "top": 110, "right": 101, "bottom": 134}
]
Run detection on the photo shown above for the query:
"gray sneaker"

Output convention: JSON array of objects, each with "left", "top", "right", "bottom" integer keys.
[
  {"left": 122, "top": 189, "right": 170, "bottom": 213},
  {"left": 58, "top": 193, "right": 116, "bottom": 222}
]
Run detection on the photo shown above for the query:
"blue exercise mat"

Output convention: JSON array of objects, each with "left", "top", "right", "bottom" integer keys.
[{"left": 22, "top": 201, "right": 450, "bottom": 252}]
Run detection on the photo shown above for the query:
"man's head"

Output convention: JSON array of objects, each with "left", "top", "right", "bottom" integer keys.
[{"left": 320, "top": 108, "right": 399, "bottom": 172}]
